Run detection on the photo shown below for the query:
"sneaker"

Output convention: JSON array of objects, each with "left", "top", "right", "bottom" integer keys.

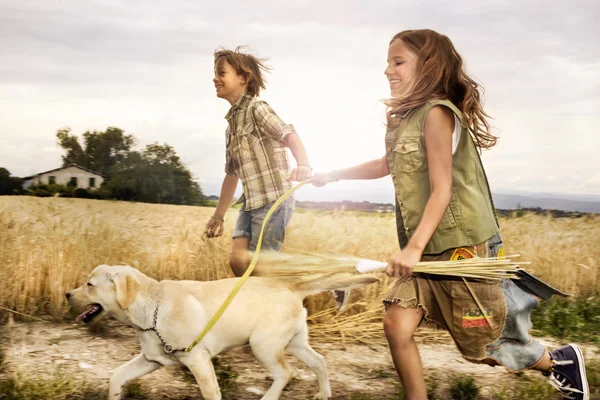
[
  {"left": 544, "top": 344, "right": 589, "bottom": 400},
  {"left": 332, "top": 289, "right": 350, "bottom": 311}
]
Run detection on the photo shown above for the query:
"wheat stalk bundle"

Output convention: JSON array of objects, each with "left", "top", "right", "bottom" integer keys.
[{"left": 254, "top": 249, "right": 527, "bottom": 280}]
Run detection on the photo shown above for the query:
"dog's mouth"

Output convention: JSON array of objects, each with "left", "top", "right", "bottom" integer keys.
[{"left": 76, "top": 304, "right": 103, "bottom": 324}]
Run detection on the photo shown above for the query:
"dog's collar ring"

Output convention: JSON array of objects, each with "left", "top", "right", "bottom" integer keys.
[{"left": 164, "top": 344, "right": 175, "bottom": 354}]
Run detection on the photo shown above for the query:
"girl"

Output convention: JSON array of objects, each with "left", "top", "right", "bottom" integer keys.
[{"left": 312, "top": 29, "right": 589, "bottom": 400}]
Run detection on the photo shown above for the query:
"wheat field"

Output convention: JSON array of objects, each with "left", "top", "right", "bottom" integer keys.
[{"left": 0, "top": 196, "right": 598, "bottom": 332}]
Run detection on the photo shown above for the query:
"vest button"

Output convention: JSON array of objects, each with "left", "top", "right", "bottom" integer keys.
[
  {"left": 401, "top": 145, "right": 406, "bottom": 151},
  {"left": 391, "top": 174, "right": 396, "bottom": 179},
  {"left": 387, "top": 146, "right": 392, "bottom": 153}
]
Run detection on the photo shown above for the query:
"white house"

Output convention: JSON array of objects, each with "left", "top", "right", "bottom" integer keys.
[{"left": 22, "top": 164, "right": 106, "bottom": 190}]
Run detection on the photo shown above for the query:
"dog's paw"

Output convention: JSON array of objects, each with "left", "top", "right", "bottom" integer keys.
[{"left": 313, "top": 392, "right": 332, "bottom": 400}]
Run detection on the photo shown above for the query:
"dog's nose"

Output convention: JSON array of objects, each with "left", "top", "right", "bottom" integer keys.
[{"left": 65, "top": 292, "right": 71, "bottom": 299}]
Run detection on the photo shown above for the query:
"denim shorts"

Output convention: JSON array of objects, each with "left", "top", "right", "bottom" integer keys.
[{"left": 232, "top": 197, "right": 295, "bottom": 251}]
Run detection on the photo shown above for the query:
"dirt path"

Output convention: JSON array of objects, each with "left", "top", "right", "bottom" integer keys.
[{"left": 1, "top": 320, "right": 596, "bottom": 399}]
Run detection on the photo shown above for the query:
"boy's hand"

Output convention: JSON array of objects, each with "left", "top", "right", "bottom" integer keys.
[
  {"left": 204, "top": 217, "right": 224, "bottom": 238},
  {"left": 385, "top": 245, "right": 422, "bottom": 277},
  {"left": 288, "top": 165, "right": 313, "bottom": 182},
  {"left": 311, "top": 171, "right": 337, "bottom": 187}
]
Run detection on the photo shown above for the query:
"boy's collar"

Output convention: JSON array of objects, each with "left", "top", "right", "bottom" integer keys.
[{"left": 225, "top": 93, "right": 255, "bottom": 120}]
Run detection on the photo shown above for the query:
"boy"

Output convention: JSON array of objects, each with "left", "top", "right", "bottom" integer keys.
[{"left": 204, "top": 47, "right": 350, "bottom": 311}]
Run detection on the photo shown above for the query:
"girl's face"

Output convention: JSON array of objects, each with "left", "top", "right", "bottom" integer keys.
[{"left": 385, "top": 39, "right": 418, "bottom": 97}]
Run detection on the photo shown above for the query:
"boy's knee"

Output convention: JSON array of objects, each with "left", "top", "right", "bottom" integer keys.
[{"left": 229, "top": 253, "right": 248, "bottom": 277}]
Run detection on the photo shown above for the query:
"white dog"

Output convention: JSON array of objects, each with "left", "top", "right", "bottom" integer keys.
[{"left": 66, "top": 265, "right": 378, "bottom": 400}]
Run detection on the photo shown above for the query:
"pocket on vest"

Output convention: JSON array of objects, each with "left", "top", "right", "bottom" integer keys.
[{"left": 393, "top": 138, "right": 423, "bottom": 172}]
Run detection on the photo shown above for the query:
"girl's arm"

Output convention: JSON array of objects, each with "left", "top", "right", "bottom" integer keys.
[
  {"left": 386, "top": 105, "right": 454, "bottom": 276},
  {"left": 312, "top": 155, "right": 390, "bottom": 186}
]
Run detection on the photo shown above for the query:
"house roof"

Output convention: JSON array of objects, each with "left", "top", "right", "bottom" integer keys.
[{"left": 22, "top": 164, "right": 107, "bottom": 180}]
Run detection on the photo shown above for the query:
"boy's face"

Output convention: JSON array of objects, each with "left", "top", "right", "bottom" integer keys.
[
  {"left": 213, "top": 60, "right": 247, "bottom": 104},
  {"left": 385, "top": 39, "right": 418, "bottom": 97}
]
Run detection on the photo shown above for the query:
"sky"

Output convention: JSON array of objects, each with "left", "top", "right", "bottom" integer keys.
[{"left": 1, "top": 0, "right": 599, "bottom": 203}]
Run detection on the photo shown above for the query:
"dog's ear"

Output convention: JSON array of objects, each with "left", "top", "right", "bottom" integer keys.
[{"left": 111, "top": 272, "right": 140, "bottom": 309}]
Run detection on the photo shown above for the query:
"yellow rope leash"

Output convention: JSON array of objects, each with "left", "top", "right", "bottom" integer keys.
[{"left": 186, "top": 180, "right": 310, "bottom": 352}]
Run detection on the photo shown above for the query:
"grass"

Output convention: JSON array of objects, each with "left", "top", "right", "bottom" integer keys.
[
  {"left": 587, "top": 357, "right": 600, "bottom": 399},
  {"left": 531, "top": 296, "right": 600, "bottom": 343},
  {"left": 0, "top": 358, "right": 597, "bottom": 399},
  {"left": 212, "top": 356, "right": 237, "bottom": 397},
  {"left": 0, "top": 343, "right": 4, "bottom": 372},
  {"left": 0, "top": 374, "right": 87, "bottom": 400},
  {"left": 449, "top": 374, "right": 480, "bottom": 400},
  {"left": 348, "top": 394, "right": 376, "bottom": 400},
  {"left": 122, "top": 381, "right": 146, "bottom": 399}
]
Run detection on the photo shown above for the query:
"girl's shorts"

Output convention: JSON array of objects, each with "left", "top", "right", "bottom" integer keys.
[{"left": 383, "top": 234, "right": 546, "bottom": 371}]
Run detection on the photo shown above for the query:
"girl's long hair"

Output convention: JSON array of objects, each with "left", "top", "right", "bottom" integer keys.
[{"left": 386, "top": 29, "right": 497, "bottom": 149}]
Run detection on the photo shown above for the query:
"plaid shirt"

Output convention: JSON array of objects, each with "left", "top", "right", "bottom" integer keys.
[{"left": 225, "top": 94, "right": 295, "bottom": 210}]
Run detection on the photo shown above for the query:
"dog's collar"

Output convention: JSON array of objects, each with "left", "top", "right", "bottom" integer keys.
[{"left": 139, "top": 302, "right": 187, "bottom": 354}]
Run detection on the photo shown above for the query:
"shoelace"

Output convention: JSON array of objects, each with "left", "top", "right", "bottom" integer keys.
[{"left": 547, "top": 359, "right": 584, "bottom": 399}]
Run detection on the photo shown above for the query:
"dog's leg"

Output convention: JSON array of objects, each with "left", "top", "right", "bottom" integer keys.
[
  {"left": 108, "top": 353, "right": 161, "bottom": 399},
  {"left": 181, "top": 350, "right": 221, "bottom": 400},
  {"left": 250, "top": 333, "right": 294, "bottom": 400},
  {"left": 286, "top": 323, "right": 331, "bottom": 399}
]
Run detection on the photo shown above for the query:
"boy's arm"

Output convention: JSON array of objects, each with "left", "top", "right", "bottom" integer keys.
[
  {"left": 253, "top": 101, "right": 312, "bottom": 181},
  {"left": 284, "top": 134, "right": 312, "bottom": 181},
  {"left": 252, "top": 101, "right": 296, "bottom": 143},
  {"left": 214, "top": 174, "right": 239, "bottom": 219},
  {"left": 205, "top": 174, "right": 238, "bottom": 238}
]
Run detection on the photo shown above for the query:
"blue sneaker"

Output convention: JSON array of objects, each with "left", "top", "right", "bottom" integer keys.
[
  {"left": 332, "top": 289, "right": 350, "bottom": 311},
  {"left": 544, "top": 344, "right": 589, "bottom": 400}
]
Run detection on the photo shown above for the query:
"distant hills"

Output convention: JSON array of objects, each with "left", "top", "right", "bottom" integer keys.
[
  {"left": 205, "top": 189, "right": 600, "bottom": 214},
  {"left": 296, "top": 193, "right": 600, "bottom": 214},
  {"left": 492, "top": 193, "right": 600, "bottom": 214}
]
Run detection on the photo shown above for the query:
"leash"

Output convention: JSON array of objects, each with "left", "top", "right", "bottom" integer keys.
[{"left": 185, "top": 180, "right": 310, "bottom": 352}]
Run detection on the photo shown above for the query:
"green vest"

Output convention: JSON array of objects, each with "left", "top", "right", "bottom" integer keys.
[{"left": 385, "top": 99, "right": 499, "bottom": 254}]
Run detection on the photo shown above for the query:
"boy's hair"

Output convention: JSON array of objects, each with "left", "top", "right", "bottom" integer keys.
[
  {"left": 386, "top": 29, "right": 498, "bottom": 150},
  {"left": 214, "top": 46, "right": 271, "bottom": 97}
]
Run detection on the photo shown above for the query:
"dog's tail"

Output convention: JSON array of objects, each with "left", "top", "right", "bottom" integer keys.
[{"left": 289, "top": 274, "right": 379, "bottom": 298}]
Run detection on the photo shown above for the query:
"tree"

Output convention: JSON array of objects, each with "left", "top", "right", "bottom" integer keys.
[
  {"left": 56, "top": 126, "right": 203, "bottom": 205},
  {"left": 56, "top": 127, "right": 136, "bottom": 177},
  {"left": 0, "top": 168, "right": 23, "bottom": 195},
  {"left": 105, "top": 143, "right": 203, "bottom": 205}
]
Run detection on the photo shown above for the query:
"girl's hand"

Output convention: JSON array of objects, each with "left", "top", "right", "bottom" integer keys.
[
  {"left": 204, "top": 217, "right": 224, "bottom": 238},
  {"left": 288, "top": 165, "right": 313, "bottom": 182},
  {"left": 385, "top": 245, "right": 423, "bottom": 277},
  {"left": 311, "top": 171, "right": 337, "bottom": 187}
]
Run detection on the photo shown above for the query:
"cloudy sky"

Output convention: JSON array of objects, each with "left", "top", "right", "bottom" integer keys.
[{"left": 1, "top": 0, "right": 598, "bottom": 203}]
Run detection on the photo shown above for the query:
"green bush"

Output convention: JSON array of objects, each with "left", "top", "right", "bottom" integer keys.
[
  {"left": 449, "top": 374, "right": 480, "bottom": 400},
  {"left": 73, "top": 188, "right": 97, "bottom": 199},
  {"left": 531, "top": 297, "right": 600, "bottom": 343}
]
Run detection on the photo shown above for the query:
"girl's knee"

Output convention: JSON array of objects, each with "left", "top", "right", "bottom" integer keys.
[
  {"left": 383, "top": 306, "right": 420, "bottom": 344},
  {"left": 383, "top": 310, "right": 402, "bottom": 336}
]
